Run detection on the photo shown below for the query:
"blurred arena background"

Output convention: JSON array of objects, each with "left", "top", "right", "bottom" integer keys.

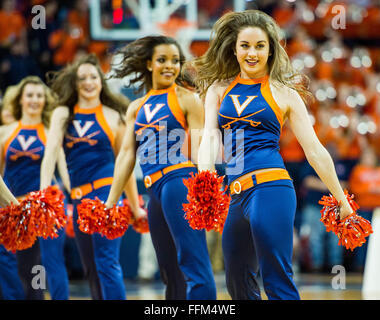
[{"left": 1, "top": 0, "right": 380, "bottom": 300}]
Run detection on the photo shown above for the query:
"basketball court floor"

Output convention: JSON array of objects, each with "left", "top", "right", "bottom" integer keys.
[{"left": 45, "top": 272, "right": 363, "bottom": 300}]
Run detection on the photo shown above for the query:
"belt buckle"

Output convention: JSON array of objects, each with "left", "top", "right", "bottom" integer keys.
[
  {"left": 73, "top": 188, "right": 83, "bottom": 200},
  {"left": 232, "top": 181, "right": 242, "bottom": 195},
  {"left": 144, "top": 175, "right": 152, "bottom": 188}
]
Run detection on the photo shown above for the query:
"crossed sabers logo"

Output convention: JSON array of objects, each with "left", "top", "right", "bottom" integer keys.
[
  {"left": 65, "top": 121, "right": 100, "bottom": 148},
  {"left": 10, "top": 135, "right": 42, "bottom": 161},
  {"left": 219, "top": 95, "right": 265, "bottom": 129},
  {"left": 135, "top": 103, "right": 169, "bottom": 135}
]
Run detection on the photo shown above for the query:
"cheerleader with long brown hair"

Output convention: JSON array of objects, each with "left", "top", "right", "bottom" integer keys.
[{"left": 40, "top": 54, "right": 145, "bottom": 300}]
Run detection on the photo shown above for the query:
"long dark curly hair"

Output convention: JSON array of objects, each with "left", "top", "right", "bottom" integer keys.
[{"left": 111, "top": 35, "right": 194, "bottom": 93}]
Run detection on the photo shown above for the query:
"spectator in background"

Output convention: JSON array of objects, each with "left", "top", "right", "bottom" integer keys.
[
  {"left": 67, "top": 0, "right": 89, "bottom": 40},
  {"left": 28, "top": 0, "right": 64, "bottom": 75},
  {"left": 348, "top": 144, "right": 380, "bottom": 272},
  {"left": 0, "top": 0, "right": 26, "bottom": 50},
  {"left": 300, "top": 162, "right": 345, "bottom": 273},
  {"left": 280, "top": 123, "right": 306, "bottom": 233},
  {"left": 48, "top": 19, "right": 86, "bottom": 68},
  {"left": 364, "top": 74, "right": 380, "bottom": 158},
  {"left": 299, "top": 105, "right": 343, "bottom": 273},
  {"left": 0, "top": 38, "right": 41, "bottom": 92},
  {"left": 272, "top": 0, "right": 298, "bottom": 36},
  {"left": 286, "top": 26, "right": 315, "bottom": 58},
  {"left": 0, "top": 0, "right": 29, "bottom": 91}
]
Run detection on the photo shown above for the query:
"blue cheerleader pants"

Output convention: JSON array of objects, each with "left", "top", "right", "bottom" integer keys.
[
  {"left": 0, "top": 230, "right": 68, "bottom": 300},
  {"left": 0, "top": 245, "right": 25, "bottom": 300},
  {"left": 147, "top": 167, "right": 217, "bottom": 300},
  {"left": 222, "top": 179, "right": 300, "bottom": 300},
  {"left": 72, "top": 185, "right": 126, "bottom": 300},
  {"left": 39, "top": 228, "right": 69, "bottom": 299}
]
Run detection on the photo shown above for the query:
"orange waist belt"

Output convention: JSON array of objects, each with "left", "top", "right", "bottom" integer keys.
[
  {"left": 230, "top": 169, "right": 291, "bottom": 195},
  {"left": 71, "top": 177, "right": 113, "bottom": 200},
  {"left": 144, "top": 161, "right": 196, "bottom": 188}
]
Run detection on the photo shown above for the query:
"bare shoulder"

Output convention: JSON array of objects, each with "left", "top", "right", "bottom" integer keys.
[
  {"left": 175, "top": 86, "right": 203, "bottom": 115},
  {"left": 0, "top": 122, "right": 19, "bottom": 145},
  {"left": 209, "top": 78, "right": 233, "bottom": 98},
  {"left": 102, "top": 105, "right": 120, "bottom": 118},
  {"left": 102, "top": 105, "right": 124, "bottom": 133},
  {"left": 125, "top": 97, "right": 144, "bottom": 120},
  {"left": 51, "top": 106, "right": 69, "bottom": 120},
  {"left": 128, "top": 97, "right": 144, "bottom": 112},
  {"left": 269, "top": 81, "right": 304, "bottom": 116},
  {"left": 176, "top": 86, "right": 200, "bottom": 104}
]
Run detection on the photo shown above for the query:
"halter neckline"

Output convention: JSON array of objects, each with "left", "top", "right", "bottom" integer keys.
[
  {"left": 236, "top": 73, "right": 269, "bottom": 85},
  {"left": 148, "top": 83, "right": 177, "bottom": 95},
  {"left": 74, "top": 103, "right": 102, "bottom": 114}
]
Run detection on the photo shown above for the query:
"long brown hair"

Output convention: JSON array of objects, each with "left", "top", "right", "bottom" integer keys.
[
  {"left": 7, "top": 76, "right": 55, "bottom": 127},
  {"left": 191, "top": 10, "right": 312, "bottom": 103},
  {"left": 111, "top": 35, "right": 193, "bottom": 93},
  {"left": 46, "top": 54, "right": 129, "bottom": 130}
]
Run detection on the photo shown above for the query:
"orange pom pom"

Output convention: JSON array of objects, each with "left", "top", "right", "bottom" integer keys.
[
  {"left": 77, "top": 198, "right": 132, "bottom": 239},
  {"left": 21, "top": 186, "right": 67, "bottom": 239},
  {"left": 77, "top": 198, "right": 106, "bottom": 235},
  {"left": 101, "top": 205, "right": 132, "bottom": 240},
  {"left": 0, "top": 203, "right": 38, "bottom": 252},
  {"left": 319, "top": 190, "right": 373, "bottom": 251},
  {"left": 65, "top": 215, "right": 75, "bottom": 238},
  {"left": 122, "top": 197, "right": 149, "bottom": 234},
  {"left": 131, "top": 214, "right": 149, "bottom": 234},
  {"left": 183, "top": 170, "right": 230, "bottom": 234},
  {"left": 0, "top": 186, "right": 66, "bottom": 252},
  {"left": 336, "top": 214, "right": 373, "bottom": 251}
]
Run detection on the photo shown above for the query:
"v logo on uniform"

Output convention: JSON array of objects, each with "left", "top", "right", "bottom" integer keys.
[
  {"left": 73, "top": 120, "right": 94, "bottom": 137},
  {"left": 143, "top": 103, "right": 165, "bottom": 123},
  {"left": 229, "top": 95, "right": 258, "bottom": 116},
  {"left": 17, "top": 135, "right": 37, "bottom": 151}
]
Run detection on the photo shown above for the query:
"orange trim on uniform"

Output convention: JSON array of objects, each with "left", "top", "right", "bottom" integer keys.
[
  {"left": 168, "top": 86, "right": 187, "bottom": 130},
  {"left": 95, "top": 106, "right": 115, "bottom": 148},
  {"left": 93, "top": 177, "right": 113, "bottom": 190},
  {"left": 260, "top": 78, "right": 284, "bottom": 130},
  {"left": 74, "top": 104, "right": 102, "bottom": 114},
  {"left": 230, "top": 168, "right": 291, "bottom": 195},
  {"left": 74, "top": 104, "right": 115, "bottom": 147},
  {"left": 3, "top": 121, "right": 22, "bottom": 159},
  {"left": 236, "top": 73, "right": 269, "bottom": 85},
  {"left": 136, "top": 83, "right": 178, "bottom": 119},
  {"left": 70, "top": 177, "right": 114, "bottom": 200},
  {"left": 143, "top": 161, "right": 195, "bottom": 188},
  {"left": 36, "top": 123, "right": 47, "bottom": 145},
  {"left": 148, "top": 83, "right": 177, "bottom": 96},
  {"left": 221, "top": 76, "right": 240, "bottom": 102},
  {"left": 221, "top": 74, "right": 268, "bottom": 109},
  {"left": 134, "top": 94, "right": 153, "bottom": 119}
]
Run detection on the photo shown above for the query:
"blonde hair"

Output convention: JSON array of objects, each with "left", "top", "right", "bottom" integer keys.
[
  {"left": 2, "top": 85, "right": 18, "bottom": 114},
  {"left": 7, "top": 76, "right": 56, "bottom": 127},
  {"left": 1, "top": 86, "right": 17, "bottom": 125},
  {"left": 191, "top": 10, "right": 312, "bottom": 102}
]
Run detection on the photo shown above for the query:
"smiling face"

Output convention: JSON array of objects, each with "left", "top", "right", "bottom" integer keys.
[
  {"left": 235, "top": 26, "right": 271, "bottom": 79},
  {"left": 76, "top": 63, "right": 102, "bottom": 101},
  {"left": 147, "top": 44, "right": 181, "bottom": 90},
  {"left": 20, "top": 83, "right": 45, "bottom": 118}
]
